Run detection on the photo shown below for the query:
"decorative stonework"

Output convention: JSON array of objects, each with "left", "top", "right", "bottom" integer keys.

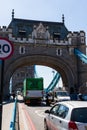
[
  {"left": 36, "top": 23, "right": 46, "bottom": 39},
  {"left": 32, "top": 23, "right": 50, "bottom": 40}
]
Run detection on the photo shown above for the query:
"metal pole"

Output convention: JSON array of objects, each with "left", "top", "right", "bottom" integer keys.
[{"left": 0, "top": 60, "right": 4, "bottom": 130}]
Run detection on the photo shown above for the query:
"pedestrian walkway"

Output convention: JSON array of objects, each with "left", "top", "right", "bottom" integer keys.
[
  {"left": 2, "top": 95, "right": 32, "bottom": 130},
  {"left": 2, "top": 101, "right": 14, "bottom": 130}
]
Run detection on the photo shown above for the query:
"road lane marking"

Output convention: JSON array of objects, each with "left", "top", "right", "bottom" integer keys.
[
  {"left": 35, "top": 110, "right": 46, "bottom": 118},
  {"left": 19, "top": 103, "right": 36, "bottom": 130}
]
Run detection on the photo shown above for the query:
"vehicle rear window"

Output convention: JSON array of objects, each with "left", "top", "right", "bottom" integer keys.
[
  {"left": 71, "top": 108, "right": 87, "bottom": 123},
  {"left": 56, "top": 92, "right": 69, "bottom": 96}
]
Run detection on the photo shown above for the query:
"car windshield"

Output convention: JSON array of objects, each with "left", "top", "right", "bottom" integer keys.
[
  {"left": 71, "top": 108, "right": 87, "bottom": 123},
  {"left": 56, "top": 92, "right": 69, "bottom": 96}
]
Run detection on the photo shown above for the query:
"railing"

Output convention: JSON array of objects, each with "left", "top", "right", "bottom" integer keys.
[{"left": 10, "top": 97, "right": 18, "bottom": 130}]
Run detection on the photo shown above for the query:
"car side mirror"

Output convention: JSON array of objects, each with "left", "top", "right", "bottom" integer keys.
[{"left": 45, "top": 110, "right": 50, "bottom": 113}]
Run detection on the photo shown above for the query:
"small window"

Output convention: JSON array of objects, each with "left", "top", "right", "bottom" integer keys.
[
  {"left": 19, "top": 46, "right": 25, "bottom": 54},
  {"left": 20, "top": 72, "right": 25, "bottom": 77},
  {"left": 53, "top": 32, "right": 60, "bottom": 41},
  {"left": 56, "top": 49, "right": 62, "bottom": 56},
  {"left": 26, "top": 73, "right": 29, "bottom": 77},
  {"left": 17, "top": 73, "right": 20, "bottom": 77},
  {"left": 69, "top": 48, "right": 74, "bottom": 55},
  {"left": 81, "top": 37, "right": 85, "bottom": 44},
  {"left": 18, "top": 30, "right": 26, "bottom": 37}
]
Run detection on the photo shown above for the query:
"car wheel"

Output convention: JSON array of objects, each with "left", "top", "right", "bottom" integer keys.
[{"left": 44, "top": 120, "right": 48, "bottom": 130}]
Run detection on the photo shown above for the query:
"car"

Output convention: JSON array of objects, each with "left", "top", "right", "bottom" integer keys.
[
  {"left": 44, "top": 101, "right": 87, "bottom": 130},
  {"left": 78, "top": 93, "right": 87, "bottom": 101},
  {"left": 54, "top": 91, "right": 70, "bottom": 102},
  {"left": 83, "top": 94, "right": 87, "bottom": 100}
]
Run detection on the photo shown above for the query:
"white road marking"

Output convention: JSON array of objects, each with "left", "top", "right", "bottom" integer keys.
[{"left": 35, "top": 110, "right": 46, "bottom": 118}]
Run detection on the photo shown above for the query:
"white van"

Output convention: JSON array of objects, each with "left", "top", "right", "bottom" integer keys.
[{"left": 54, "top": 91, "right": 70, "bottom": 102}]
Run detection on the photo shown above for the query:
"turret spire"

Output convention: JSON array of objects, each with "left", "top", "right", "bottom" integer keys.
[
  {"left": 62, "top": 14, "right": 65, "bottom": 24},
  {"left": 12, "top": 9, "right": 14, "bottom": 20}
]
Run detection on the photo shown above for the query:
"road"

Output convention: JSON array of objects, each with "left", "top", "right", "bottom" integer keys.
[{"left": 24, "top": 103, "right": 51, "bottom": 130}]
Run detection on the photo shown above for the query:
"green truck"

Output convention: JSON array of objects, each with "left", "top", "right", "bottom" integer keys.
[{"left": 23, "top": 78, "right": 43, "bottom": 104}]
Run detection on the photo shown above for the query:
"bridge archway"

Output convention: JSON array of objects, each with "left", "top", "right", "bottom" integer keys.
[
  {"left": 3, "top": 55, "right": 76, "bottom": 97},
  {"left": 0, "top": 15, "right": 87, "bottom": 98}
]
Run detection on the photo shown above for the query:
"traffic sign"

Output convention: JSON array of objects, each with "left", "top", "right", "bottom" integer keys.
[{"left": 0, "top": 38, "right": 13, "bottom": 60}]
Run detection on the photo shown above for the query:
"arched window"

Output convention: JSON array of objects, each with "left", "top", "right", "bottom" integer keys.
[
  {"left": 56, "top": 48, "right": 62, "bottom": 56},
  {"left": 19, "top": 46, "right": 25, "bottom": 54}
]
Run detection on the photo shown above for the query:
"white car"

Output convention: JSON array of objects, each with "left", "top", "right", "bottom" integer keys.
[
  {"left": 44, "top": 101, "right": 87, "bottom": 130},
  {"left": 54, "top": 91, "right": 70, "bottom": 102}
]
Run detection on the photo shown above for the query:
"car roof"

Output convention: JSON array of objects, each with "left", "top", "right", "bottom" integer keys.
[{"left": 56, "top": 101, "right": 87, "bottom": 108}]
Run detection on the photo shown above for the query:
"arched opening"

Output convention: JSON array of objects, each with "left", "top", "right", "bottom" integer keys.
[{"left": 3, "top": 55, "right": 76, "bottom": 98}]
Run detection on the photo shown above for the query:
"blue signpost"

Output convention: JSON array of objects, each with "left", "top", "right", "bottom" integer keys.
[
  {"left": 0, "top": 38, "right": 13, "bottom": 129},
  {"left": 0, "top": 60, "right": 4, "bottom": 130}
]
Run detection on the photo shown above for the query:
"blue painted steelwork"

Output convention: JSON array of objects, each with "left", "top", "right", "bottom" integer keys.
[
  {"left": 0, "top": 60, "right": 2, "bottom": 64},
  {"left": 45, "top": 73, "right": 60, "bottom": 93},
  {"left": 35, "top": 66, "right": 60, "bottom": 93},
  {"left": 34, "top": 65, "right": 38, "bottom": 78},
  {"left": 10, "top": 97, "right": 17, "bottom": 130},
  {"left": 74, "top": 49, "right": 87, "bottom": 63}
]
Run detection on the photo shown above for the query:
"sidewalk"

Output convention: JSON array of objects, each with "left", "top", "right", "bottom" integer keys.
[
  {"left": 2, "top": 98, "right": 26, "bottom": 130},
  {"left": 2, "top": 101, "right": 14, "bottom": 130},
  {"left": 2, "top": 96, "right": 32, "bottom": 130}
]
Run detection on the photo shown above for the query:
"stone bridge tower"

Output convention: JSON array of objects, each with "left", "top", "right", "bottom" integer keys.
[{"left": 0, "top": 11, "right": 87, "bottom": 99}]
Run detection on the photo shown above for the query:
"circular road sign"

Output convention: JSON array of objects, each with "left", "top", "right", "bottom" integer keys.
[{"left": 0, "top": 38, "right": 13, "bottom": 60}]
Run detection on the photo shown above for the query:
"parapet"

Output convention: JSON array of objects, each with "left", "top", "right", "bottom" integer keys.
[
  {"left": 67, "top": 31, "right": 85, "bottom": 37},
  {"left": 0, "top": 26, "right": 12, "bottom": 33},
  {"left": 0, "top": 26, "right": 86, "bottom": 45},
  {"left": 67, "top": 31, "right": 86, "bottom": 45}
]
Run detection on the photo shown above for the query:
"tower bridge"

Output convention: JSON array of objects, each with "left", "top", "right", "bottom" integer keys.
[{"left": 0, "top": 12, "right": 87, "bottom": 98}]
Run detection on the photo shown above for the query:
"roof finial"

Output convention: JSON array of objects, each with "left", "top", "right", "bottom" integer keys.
[
  {"left": 12, "top": 9, "right": 14, "bottom": 20},
  {"left": 62, "top": 14, "right": 65, "bottom": 24}
]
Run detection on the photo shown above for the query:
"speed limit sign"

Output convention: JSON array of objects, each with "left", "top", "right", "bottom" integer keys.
[{"left": 0, "top": 38, "right": 13, "bottom": 60}]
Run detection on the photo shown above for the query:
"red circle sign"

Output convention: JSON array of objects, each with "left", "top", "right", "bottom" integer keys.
[{"left": 0, "top": 38, "right": 13, "bottom": 60}]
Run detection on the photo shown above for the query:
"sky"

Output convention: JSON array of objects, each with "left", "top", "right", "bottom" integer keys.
[{"left": 0, "top": 0, "right": 87, "bottom": 88}]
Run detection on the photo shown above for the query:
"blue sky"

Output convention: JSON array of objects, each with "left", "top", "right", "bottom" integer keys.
[
  {"left": 0, "top": 0, "right": 87, "bottom": 32},
  {"left": 0, "top": 0, "right": 87, "bottom": 88}
]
